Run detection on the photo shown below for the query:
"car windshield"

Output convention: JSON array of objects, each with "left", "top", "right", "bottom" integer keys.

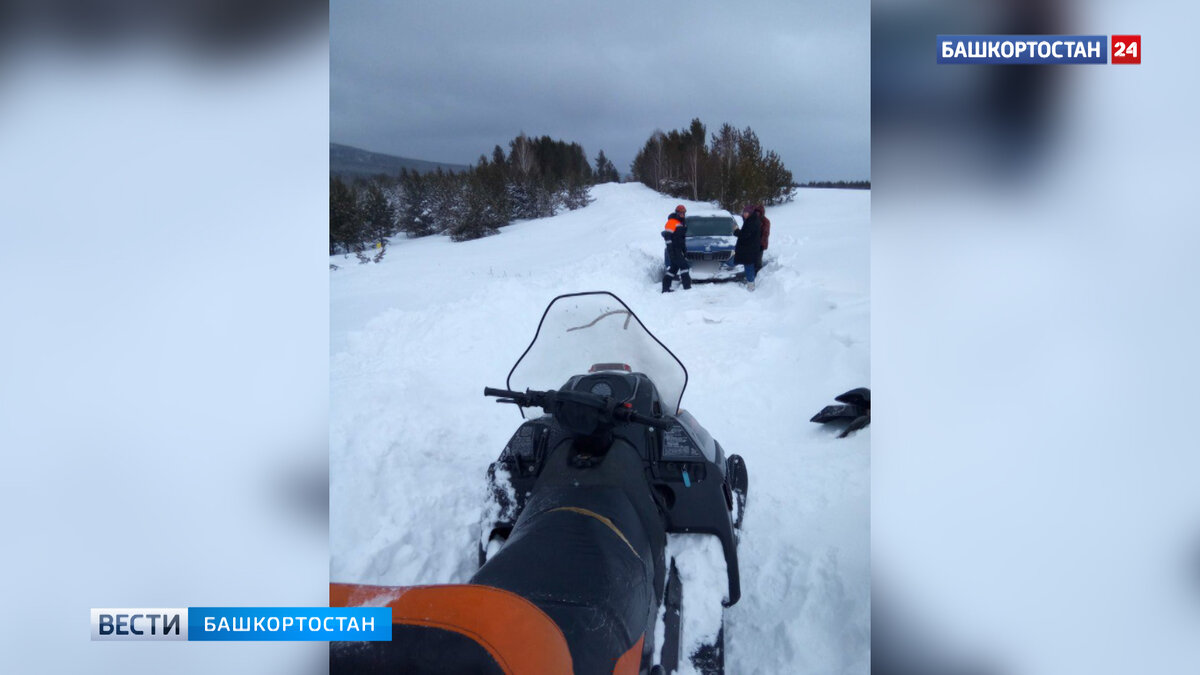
[
  {"left": 686, "top": 216, "right": 735, "bottom": 236},
  {"left": 507, "top": 292, "right": 689, "bottom": 413}
]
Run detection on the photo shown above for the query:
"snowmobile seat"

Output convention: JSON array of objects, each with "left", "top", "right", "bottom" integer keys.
[
  {"left": 469, "top": 485, "right": 660, "bottom": 675},
  {"left": 329, "top": 582, "right": 573, "bottom": 674}
]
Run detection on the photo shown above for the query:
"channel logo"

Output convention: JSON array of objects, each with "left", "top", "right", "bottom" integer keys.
[
  {"left": 91, "top": 608, "right": 188, "bottom": 641},
  {"left": 91, "top": 607, "right": 391, "bottom": 641},
  {"left": 937, "top": 34, "right": 1142, "bottom": 65}
]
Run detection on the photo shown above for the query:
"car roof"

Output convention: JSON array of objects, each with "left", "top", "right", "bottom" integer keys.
[{"left": 685, "top": 211, "right": 735, "bottom": 219}]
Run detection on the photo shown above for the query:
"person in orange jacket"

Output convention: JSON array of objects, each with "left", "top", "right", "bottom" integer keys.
[{"left": 661, "top": 204, "right": 692, "bottom": 292}]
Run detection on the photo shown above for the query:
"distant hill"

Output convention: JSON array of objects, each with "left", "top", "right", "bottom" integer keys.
[{"left": 331, "top": 143, "right": 469, "bottom": 178}]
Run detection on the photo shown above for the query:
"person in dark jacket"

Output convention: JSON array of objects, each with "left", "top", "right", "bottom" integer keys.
[
  {"left": 755, "top": 204, "right": 770, "bottom": 271},
  {"left": 661, "top": 204, "right": 692, "bottom": 292},
  {"left": 722, "top": 203, "right": 763, "bottom": 290}
]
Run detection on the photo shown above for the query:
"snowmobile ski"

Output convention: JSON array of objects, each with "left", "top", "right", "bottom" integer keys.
[{"left": 811, "top": 387, "right": 871, "bottom": 437}]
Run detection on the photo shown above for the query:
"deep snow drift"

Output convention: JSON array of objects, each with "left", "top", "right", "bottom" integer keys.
[{"left": 330, "top": 182, "right": 869, "bottom": 673}]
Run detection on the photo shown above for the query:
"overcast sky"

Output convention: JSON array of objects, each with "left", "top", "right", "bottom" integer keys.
[{"left": 332, "top": 1, "right": 869, "bottom": 182}]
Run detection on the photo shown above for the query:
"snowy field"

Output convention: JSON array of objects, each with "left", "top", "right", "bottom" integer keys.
[{"left": 330, "top": 182, "right": 870, "bottom": 674}]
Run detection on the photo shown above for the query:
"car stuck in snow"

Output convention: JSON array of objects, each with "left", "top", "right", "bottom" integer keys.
[{"left": 660, "top": 211, "right": 740, "bottom": 281}]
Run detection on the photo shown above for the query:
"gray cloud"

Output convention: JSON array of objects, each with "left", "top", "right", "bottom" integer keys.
[{"left": 332, "top": 0, "right": 869, "bottom": 181}]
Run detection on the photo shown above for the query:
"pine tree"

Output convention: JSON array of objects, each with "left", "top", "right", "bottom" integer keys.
[
  {"left": 398, "top": 169, "right": 434, "bottom": 237},
  {"left": 360, "top": 182, "right": 397, "bottom": 246},
  {"left": 594, "top": 150, "right": 619, "bottom": 183},
  {"left": 684, "top": 118, "right": 707, "bottom": 201},
  {"left": 330, "top": 176, "right": 362, "bottom": 255},
  {"left": 761, "top": 150, "right": 794, "bottom": 205}
]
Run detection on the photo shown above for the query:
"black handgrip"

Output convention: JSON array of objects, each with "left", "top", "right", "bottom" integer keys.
[
  {"left": 485, "top": 387, "right": 548, "bottom": 409},
  {"left": 635, "top": 413, "right": 675, "bottom": 430},
  {"left": 614, "top": 407, "right": 673, "bottom": 430}
]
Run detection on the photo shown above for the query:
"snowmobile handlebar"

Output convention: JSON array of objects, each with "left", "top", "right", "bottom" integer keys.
[
  {"left": 484, "top": 386, "right": 673, "bottom": 431},
  {"left": 482, "top": 387, "right": 543, "bottom": 407},
  {"left": 614, "top": 406, "right": 674, "bottom": 430}
]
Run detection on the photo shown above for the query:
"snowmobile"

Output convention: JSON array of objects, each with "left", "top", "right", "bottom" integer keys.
[{"left": 330, "top": 291, "right": 749, "bottom": 675}]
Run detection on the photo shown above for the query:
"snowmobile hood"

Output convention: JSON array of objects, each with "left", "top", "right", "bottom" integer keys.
[{"left": 507, "top": 292, "right": 689, "bottom": 414}]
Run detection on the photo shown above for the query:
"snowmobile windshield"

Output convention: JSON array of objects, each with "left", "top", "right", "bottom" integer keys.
[{"left": 508, "top": 292, "right": 689, "bottom": 413}]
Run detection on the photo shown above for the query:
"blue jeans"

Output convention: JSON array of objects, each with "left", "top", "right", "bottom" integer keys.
[{"left": 722, "top": 259, "right": 756, "bottom": 282}]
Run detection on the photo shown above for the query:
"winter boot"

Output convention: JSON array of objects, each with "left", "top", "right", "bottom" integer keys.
[
  {"left": 681, "top": 271, "right": 692, "bottom": 290},
  {"left": 747, "top": 281, "right": 756, "bottom": 292},
  {"left": 662, "top": 274, "right": 673, "bottom": 293}
]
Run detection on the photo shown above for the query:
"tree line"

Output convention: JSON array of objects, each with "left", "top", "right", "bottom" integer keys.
[
  {"left": 630, "top": 119, "right": 794, "bottom": 212},
  {"left": 330, "top": 121, "right": 798, "bottom": 256},
  {"left": 800, "top": 180, "right": 870, "bottom": 190},
  {"left": 331, "top": 133, "right": 621, "bottom": 255}
]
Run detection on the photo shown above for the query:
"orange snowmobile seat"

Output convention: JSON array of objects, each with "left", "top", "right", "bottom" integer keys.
[{"left": 329, "top": 582, "right": 573, "bottom": 674}]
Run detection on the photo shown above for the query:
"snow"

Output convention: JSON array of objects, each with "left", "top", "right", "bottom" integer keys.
[
  {"left": 668, "top": 533, "right": 729, "bottom": 672},
  {"left": 330, "top": 182, "right": 870, "bottom": 673}
]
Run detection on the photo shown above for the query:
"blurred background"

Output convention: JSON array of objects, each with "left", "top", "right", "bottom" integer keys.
[
  {"left": 873, "top": 0, "right": 1200, "bottom": 673},
  {"left": 3, "top": 1, "right": 1199, "bottom": 673},
  {"left": 0, "top": 1, "right": 328, "bottom": 673}
]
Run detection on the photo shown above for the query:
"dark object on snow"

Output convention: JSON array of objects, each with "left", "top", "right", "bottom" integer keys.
[
  {"left": 811, "top": 403, "right": 866, "bottom": 424},
  {"left": 834, "top": 387, "right": 870, "bottom": 407},
  {"left": 811, "top": 387, "right": 871, "bottom": 437},
  {"left": 331, "top": 292, "right": 746, "bottom": 675}
]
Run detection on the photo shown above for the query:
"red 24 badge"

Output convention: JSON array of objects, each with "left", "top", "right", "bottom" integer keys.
[{"left": 1112, "top": 35, "right": 1141, "bottom": 64}]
